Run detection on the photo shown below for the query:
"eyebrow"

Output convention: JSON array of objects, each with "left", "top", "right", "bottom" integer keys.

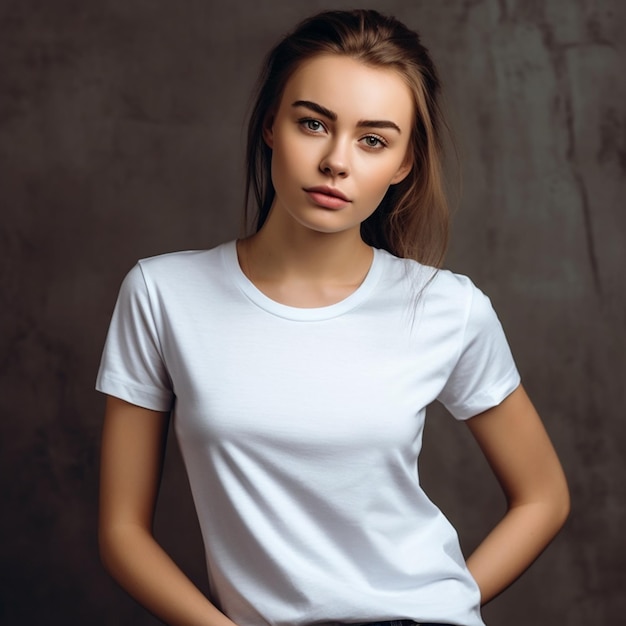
[{"left": 291, "top": 100, "right": 402, "bottom": 134}]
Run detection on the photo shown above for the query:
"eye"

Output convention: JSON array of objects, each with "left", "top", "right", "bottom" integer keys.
[
  {"left": 298, "top": 118, "right": 326, "bottom": 133},
  {"left": 361, "top": 134, "right": 387, "bottom": 150}
]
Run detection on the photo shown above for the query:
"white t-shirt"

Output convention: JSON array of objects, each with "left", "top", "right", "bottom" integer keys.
[{"left": 96, "top": 241, "right": 520, "bottom": 626}]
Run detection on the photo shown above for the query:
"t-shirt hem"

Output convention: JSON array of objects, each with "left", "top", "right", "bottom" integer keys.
[
  {"left": 95, "top": 372, "right": 173, "bottom": 412},
  {"left": 448, "top": 369, "right": 521, "bottom": 420}
]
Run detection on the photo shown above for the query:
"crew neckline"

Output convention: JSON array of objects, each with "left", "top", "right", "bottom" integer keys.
[{"left": 222, "top": 240, "right": 384, "bottom": 321}]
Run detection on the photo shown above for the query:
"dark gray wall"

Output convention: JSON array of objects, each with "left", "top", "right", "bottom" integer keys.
[{"left": 1, "top": 1, "right": 624, "bottom": 624}]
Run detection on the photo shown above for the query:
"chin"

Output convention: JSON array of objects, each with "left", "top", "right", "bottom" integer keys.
[
  {"left": 295, "top": 217, "right": 359, "bottom": 236},
  {"left": 288, "top": 207, "right": 362, "bottom": 234}
]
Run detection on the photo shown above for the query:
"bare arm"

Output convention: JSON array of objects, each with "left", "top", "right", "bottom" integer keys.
[
  {"left": 99, "top": 396, "right": 237, "bottom": 626},
  {"left": 464, "top": 385, "right": 570, "bottom": 604}
]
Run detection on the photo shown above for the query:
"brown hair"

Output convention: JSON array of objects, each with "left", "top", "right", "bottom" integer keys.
[{"left": 245, "top": 9, "right": 450, "bottom": 268}]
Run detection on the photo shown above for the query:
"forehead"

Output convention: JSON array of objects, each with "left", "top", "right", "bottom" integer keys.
[{"left": 279, "top": 54, "right": 414, "bottom": 124}]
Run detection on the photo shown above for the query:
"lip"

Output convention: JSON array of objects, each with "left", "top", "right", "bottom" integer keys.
[
  {"left": 304, "top": 186, "right": 350, "bottom": 201},
  {"left": 304, "top": 186, "right": 351, "bottom": 210}
]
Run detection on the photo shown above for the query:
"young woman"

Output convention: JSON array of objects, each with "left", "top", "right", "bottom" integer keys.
[{"left": 97, "top": 10, "right": 569, "bottom": 626}]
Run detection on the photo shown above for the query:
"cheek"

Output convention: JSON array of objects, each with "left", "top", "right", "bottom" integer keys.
[
  {"left": 362, "top": 159, "right": 403, "bottom": 192},
  {"left": 355, "top": 157, "right": 408, "bottom": 212},
  {"left": 272, "top": 134, "right": 314, "bottom": 180},
  {"left": 269, "top": 135, "right": 290, "bottom": 179}
]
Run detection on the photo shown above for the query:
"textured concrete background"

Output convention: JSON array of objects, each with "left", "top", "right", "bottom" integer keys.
[{"left": 1, "top": 0, "right": 624, "bottom": 624}]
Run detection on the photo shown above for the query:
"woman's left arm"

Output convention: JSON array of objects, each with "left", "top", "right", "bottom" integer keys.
[{"left": 464, "top": 384, "right": 570, "bottom": 604}]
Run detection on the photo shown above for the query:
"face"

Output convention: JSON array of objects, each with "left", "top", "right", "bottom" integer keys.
[{"left": 263, "top": 54, "right": 414, "bottom": 236}]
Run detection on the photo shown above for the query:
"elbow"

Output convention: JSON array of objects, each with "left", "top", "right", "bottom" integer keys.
[
  {"left": 97, "top": 517, "right": 156, "bottom": 582},
  {"left": 540, "top": 463, "right": 571, "bottom": 534},
  {"left": 549, "top": 460, "right": 571, "bottom": 531},
  {"left": 98, "top": 522, "right": 117, "bottom": 576},
  {"left": 97, "top": 519, "right": 137, "bottom": 578},
  {"left": 554, "top": 475, "right": 571, "bottom": 530},
  {"left": 509, "top": 472, "right": 571, "bottom": 539},
  {"left": 538, "top": 471, "right": 571, "bottom": 538}
]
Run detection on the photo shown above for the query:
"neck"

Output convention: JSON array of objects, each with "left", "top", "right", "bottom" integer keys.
[{"left": 241, "top": 209, "right": 372, "bottom": 285}]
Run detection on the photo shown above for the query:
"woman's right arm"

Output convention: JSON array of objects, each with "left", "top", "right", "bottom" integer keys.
[{"left": 99, "top": 396, "right": 237, "bottom": 626}]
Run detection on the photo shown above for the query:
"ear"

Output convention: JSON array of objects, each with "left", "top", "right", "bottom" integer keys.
[
  {"left": 262, "top": 114, "right": 275, "bottom": 149},
  {"left": 390, "top": 156, "right": 413, "bottom": 185}
]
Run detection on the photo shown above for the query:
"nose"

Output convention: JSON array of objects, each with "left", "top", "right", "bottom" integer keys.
[{"left": 319, "top": 140, "right": 350, "bottom": 178}]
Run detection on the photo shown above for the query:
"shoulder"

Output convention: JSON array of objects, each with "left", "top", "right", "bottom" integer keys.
[
  {"left": 378, "top": 249, "right": 480, "bottom": 307},
  {"left": 430, "top": 267, "right": 490, "bottom": 312},
  {"left": 123, "top": 241, "right": 235, "bottom": 294},
  {"left": 428, "top": 267, "right": 500, "bottom": 332},
  {"left": 137, "top": 242, "right": 230, "bottom": 281},
  {"left": 377, "top": 250, "right": 502, "bottom": 337},
  {"left": 115, "top": 242, "right": 234, "bottom": 305}
]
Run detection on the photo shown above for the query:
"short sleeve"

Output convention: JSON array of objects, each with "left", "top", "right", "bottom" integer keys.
[
  {"left": 437, "top": 283, "right": 520, "bottom": 420},
  {"left": 95, "top": 263, "right": 174, "bottom": 411}
]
